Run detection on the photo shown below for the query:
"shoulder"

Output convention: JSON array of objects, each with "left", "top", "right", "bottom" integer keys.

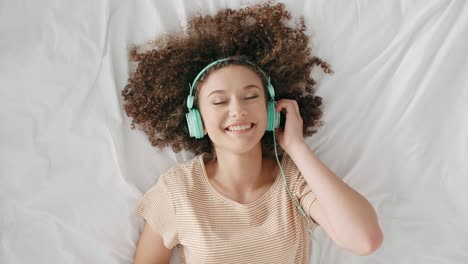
[
  {"left": 157, "top": 153, "right": 206, "bottom": 192},
  {"left": 280, "top": 153, "right": 306, "bottom": 191},
  {"left": 281, "top": 153, "right": 301, "bottom": 178}
]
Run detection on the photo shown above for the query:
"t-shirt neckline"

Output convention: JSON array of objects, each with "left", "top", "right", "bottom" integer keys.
[{"left": 198, "top": 152, "right": 287, "bottom": 209}]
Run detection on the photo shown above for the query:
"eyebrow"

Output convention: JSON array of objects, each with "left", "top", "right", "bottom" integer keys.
[{"left": 208, "top": 85, "right": 260, "bottom": 97}]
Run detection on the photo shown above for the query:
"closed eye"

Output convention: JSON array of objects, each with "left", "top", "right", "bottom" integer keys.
[{"left": 212, "top": 96, "right": 258, "bottom": 105}]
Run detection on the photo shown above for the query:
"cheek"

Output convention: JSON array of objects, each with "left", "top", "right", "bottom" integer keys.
[
  {"left": 200, "top": 111, "right": 220, "bottom": 129},
  {"left": 255, "top": 103, "right": 269, "bottom": 116}
]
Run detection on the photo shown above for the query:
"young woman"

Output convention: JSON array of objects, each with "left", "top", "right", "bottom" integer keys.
[{"left": 122, "top": 2, "right": 383, "bottom": 263}]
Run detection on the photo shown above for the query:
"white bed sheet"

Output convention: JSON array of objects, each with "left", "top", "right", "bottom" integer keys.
[{"left": 1, "top": 0, "right": 467, "bottom": 263}]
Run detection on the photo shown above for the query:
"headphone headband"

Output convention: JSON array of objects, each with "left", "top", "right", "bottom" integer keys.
[{"left": 186, "top": 58, "right": 275, "bottom": 109}]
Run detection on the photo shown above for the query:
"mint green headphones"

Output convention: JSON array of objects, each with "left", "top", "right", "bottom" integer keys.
[{"left": 185, "top": 58, "right": 280, "bottom": 138}]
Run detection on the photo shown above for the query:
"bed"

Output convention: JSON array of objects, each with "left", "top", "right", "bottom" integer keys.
[{"left": 1, "top": 0, "right": 467, "bottom": 263}]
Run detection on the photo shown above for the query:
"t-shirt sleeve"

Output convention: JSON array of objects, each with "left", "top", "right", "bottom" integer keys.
[
  {"left": 292, "top": 157, "right": 319, "bottom": 231},
  {"left": 134, "top": 175, "right": 179, "bottom": 249}
]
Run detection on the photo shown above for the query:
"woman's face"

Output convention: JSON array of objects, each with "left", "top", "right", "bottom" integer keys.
[{"left": 198, "top": 65, "right": 268, "bottom": 155}]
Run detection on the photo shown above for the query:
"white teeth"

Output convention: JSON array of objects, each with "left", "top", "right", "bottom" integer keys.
[{"left": 227, "top": 123, "right": 253, "bottom": 131}]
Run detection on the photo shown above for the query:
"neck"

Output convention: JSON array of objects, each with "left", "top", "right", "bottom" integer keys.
[{"left": 207, "top": 144, "right": 273, "bottom": 193}]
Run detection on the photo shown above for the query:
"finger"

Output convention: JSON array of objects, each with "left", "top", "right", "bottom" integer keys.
[
  {"left": 293, "top": 100, "right": 300, "bottom": 114},
  {"left": 276, "top": 100, "right": 300, "bottom": 116},
  {"left": 275, "top": 99, "right": 291, "bottom": 112}
]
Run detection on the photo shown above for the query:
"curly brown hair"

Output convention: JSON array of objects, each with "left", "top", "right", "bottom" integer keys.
[{"left": 121, "top": 0, "right": 333, "bottom": 158}]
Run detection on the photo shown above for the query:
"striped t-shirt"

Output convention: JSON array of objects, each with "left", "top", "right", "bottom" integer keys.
[{"left": 135, "top": 152, "right": 319, "bottom": 264}]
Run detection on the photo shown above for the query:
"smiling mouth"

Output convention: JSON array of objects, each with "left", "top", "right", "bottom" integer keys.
[{"left": 225, "top": 123, "right": 255, "bottom": 133}]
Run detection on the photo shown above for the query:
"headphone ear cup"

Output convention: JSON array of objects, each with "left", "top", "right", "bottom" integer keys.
[
  {"left": 185, "top": 108, "right": 205, "bottom": 139},
  {"left": 266, "top": 101, "right": 280, "bottom": 131}
]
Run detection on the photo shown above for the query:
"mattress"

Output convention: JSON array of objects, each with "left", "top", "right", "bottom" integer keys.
[{"left": 1, "top": 0, "right": 467, "bottom": 263}]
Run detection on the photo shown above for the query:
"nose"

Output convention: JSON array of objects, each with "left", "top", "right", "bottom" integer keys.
[{"left": 229, "top": 99, "right": 247, "bottom": 118}]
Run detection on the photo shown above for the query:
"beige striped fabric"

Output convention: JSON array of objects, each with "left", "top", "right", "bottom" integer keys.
[{"left": 135, "top": 152, "right": 319, "bottom": 264}]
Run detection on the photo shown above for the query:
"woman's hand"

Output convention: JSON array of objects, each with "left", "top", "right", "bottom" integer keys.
[{"left": 274, "top": 99, "right": 306, "bottom": 154}]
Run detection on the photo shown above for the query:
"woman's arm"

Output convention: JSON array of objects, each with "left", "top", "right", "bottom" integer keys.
[
  {"left": 289, "top": 143, "right": 383, "bottom": 255},
  {"left": 274, "top": 98, "right": 383, "bottom": 255},
  {"left": 134, "top": 222, "right": 174, "bottom": 264}
]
